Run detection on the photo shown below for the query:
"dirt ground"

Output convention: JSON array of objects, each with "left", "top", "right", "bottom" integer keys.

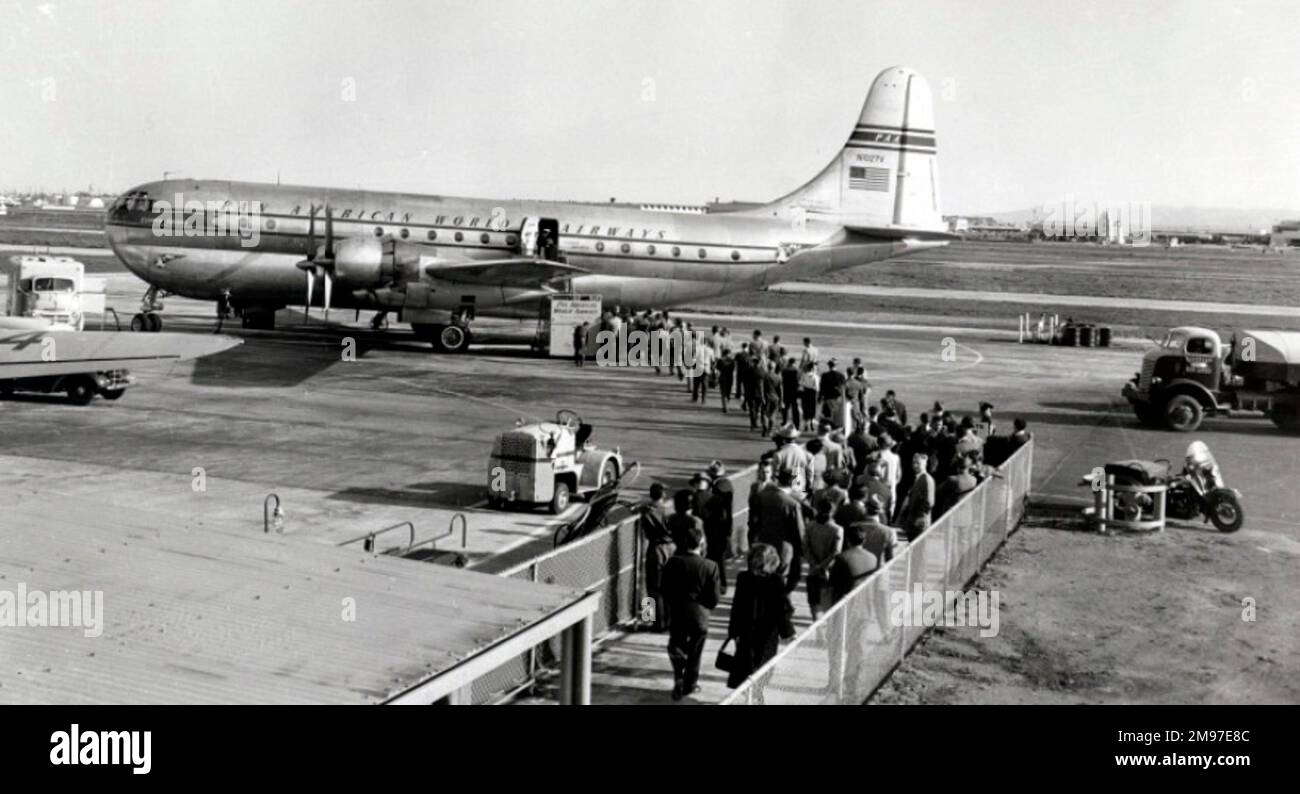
[{"left": 872, "top": 505, "right": 1300, "bottom": 704}]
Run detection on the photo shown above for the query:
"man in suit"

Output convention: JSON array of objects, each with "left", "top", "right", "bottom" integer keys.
[
  {"left": 934, "top": 460, "right": 979, "bottom": 520},
  {"left": 851, "top": 495, "right": 897, "bottom": 564},
  {"left": 754, "top": 466, "right": 806, "bottom": 593},
  {"left": 639, "top": 483, "right": 675, "bottom": 632},
  {"left": 829, "top": 522, "right": 879, "bottom": 603},
  {"left": 760, "top": 358, "right": 783, "bottom": 435},
  {"left": 818, "top": 358, "right": 847, "bottom": 425},
  {"left": 780, "top": 357, "right": 802, "bottom": 427},
  {"left": 855, "top": 457, "right": 895, "bottom": 522},
  {"left": 666, "top": 488, "right": 704, "bottom": 551},
  {"left": 897, "top": 452, "right": 935, "bottom": 541},
  {"left": 660, "top": 522, "right": 723, "bottom": 700}
]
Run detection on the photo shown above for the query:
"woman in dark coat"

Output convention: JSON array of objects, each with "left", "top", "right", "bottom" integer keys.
[{"left": 725, "top": 544, "right": 793, "bottom": 688}]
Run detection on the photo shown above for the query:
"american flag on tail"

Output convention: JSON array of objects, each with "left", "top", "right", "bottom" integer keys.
[{"left": 848, "top": 165, "right": 890, "bottom": 191}]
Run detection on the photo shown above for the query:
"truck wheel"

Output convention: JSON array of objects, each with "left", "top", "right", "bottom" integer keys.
[
  {"left": 1208, "top": 491, "right": 1244, "bottom": 533},
  {"left": 1163, "top": 395, "right": 1203, "bottom": 432},
  {"left": 65, "top": 377, "right": 96, "bottom": 406},
  {"left": 549, "top": 481, "right": 570, "bottom": 514},
  {"left": 101, "top": 389, "right": 126, "bottom": 401}
]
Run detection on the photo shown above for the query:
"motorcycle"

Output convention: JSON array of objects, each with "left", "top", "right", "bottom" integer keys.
[
  {"left": 1107, "top": 441, "right": 1244, "bottom": 533},
  {"left": 1167, "top": 441, "right": 1244, "bottom": 532}
]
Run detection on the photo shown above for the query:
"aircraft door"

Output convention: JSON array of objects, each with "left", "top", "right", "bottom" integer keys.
[{"left": 537, "top": 217, "right": 560, "bottom": 262}]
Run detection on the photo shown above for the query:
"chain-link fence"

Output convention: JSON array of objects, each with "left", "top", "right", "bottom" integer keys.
[{"left": 721, "top": 440, "right": 1034, "bottom": 705}]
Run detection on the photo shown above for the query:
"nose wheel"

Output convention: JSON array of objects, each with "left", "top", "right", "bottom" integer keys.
[
  {"left": 130, "top": 312, "right": 163, "bottom": 332},
  {"left": 131, "top": 287, "right": 166, "bottom": 332}
]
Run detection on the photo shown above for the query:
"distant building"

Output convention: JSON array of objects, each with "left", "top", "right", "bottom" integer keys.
[{"left": 1270, "top": 220, "right": 1300, "bottom": 249}]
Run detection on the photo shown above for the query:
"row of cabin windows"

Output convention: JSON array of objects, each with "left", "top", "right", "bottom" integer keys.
[
  {"left": 260, "top": 217, "right": 749, "bottom": 260},
  {"left": 594, "top": 241, "right": 743, "bottom": 260}
]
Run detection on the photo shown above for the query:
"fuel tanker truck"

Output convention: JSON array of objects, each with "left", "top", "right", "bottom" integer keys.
[{"left": 1123, "top": 326, "right": 1300, "bottom": 432}]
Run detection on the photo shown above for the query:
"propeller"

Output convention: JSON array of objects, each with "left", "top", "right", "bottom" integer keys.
[{"left": 295, "top": 203, "right": 336, "bottom": 320}]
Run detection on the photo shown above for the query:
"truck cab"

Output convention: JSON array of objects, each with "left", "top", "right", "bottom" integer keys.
[
  {"left": 3, "top": 255, "right": 90, "bottom": 331},
  {"left": 1124, "top": 325, "right": 1300, "bottom": 432}
]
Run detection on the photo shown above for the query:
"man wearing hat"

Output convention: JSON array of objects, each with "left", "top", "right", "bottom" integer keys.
[
  {"left": 667, "top": 487, "right": 705, "bottom": 550},
  {"left": 754, "top": 465, "right": 805, "bottom": 593},
  {"left": 818, "top": 358, "right": 847, "bottom": 425},
  {"left": 772, "top": 424, "right": 813, "bottom": 497},
  {"left": 702, "top": 466, "right": 734, "bottom": 592}
]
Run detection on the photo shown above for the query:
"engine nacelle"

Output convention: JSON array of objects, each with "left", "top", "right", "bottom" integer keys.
[{"left": 331, "top": 237, "right": 430, "bottom": 287}]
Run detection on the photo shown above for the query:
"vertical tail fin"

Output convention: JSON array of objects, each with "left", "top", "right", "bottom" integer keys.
[{"left": 759, "top": 66, "right": 945, "bottom": 235}]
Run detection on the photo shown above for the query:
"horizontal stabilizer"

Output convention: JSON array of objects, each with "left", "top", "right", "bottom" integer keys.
[
  {"left": 423, "top": 257, "right": 586, "bottom": 286},
  {"left": 844, "top": 224, "right": 959, "bottom": 241}
]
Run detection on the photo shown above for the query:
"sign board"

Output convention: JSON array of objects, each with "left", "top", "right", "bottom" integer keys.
[{"left": 548, "top": 294, "right": 602, "bottom": 358}]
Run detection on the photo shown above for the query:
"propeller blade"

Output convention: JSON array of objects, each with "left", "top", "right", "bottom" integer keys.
[
  {"left": 323, "top": 271, "right": 333, "bottom": 322},
  {"left": 306, "top": 203, "right": 316, "bottom": 259},
  {"left": 304, "top": 267, "right": 315, "bottom": 320},
  {"left": 323, "top": 203, "right": 335, "bottom": 261}
]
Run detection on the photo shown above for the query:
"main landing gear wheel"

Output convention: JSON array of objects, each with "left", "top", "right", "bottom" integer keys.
[
  {"left": 131, "top": 312, "right": 162, "bottom": 332},
  {"left": 435, "top": 324, "right": 471, "bottom": 354}
]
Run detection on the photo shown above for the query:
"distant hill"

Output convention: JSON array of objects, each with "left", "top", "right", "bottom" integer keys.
[{"left": 984, "top": 205, "right": 1299, "bottom": 235}]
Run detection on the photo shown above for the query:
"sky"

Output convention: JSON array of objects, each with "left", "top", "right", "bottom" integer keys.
[{"left": 1, "top": 0, "right": 1297, "bottom": 214}]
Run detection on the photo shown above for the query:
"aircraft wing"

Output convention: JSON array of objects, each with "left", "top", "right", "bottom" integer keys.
[
  {"left": 0, "top": 330, "right": 242, "bottom": 379},
  {"left": 422, "top": 257, "right": 586, "bottom": 286}
]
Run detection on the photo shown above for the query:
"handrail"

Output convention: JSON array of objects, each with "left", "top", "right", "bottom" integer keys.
[
  {"left": 263, "top": 493, "right": 283, "bottom": 534},
  {"left": 407, "top": 513, "right": 469, "bottom": 554},
  {"left": 336, "top": 521, "right": 415, "bottom": 553}
]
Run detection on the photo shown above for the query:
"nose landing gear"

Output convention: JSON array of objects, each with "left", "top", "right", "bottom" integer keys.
[{"left": 130, "top": 286, "right": 166, "bottom": 332}]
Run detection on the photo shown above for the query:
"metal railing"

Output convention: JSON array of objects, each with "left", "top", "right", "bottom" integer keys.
[{"left": 721, "top": 439, "right": 1034, "bottom": 704}]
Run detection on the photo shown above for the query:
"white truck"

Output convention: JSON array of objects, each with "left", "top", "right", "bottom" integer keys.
[{"left": 2, "top": 255, "right": 106, "bottom": 331}]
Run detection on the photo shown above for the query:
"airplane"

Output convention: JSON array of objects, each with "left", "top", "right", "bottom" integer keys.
[{"left": 103, "top": 66, "right": 952, "bottom": 353}]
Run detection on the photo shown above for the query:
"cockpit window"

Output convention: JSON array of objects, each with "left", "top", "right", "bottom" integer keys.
[
  {"left": 109, "top": 191, "right": 152, "bottom": 221},
  {"left": 1186, "top": 337, "right": 1215, "bottom": 355},
  {"left": 32, "top": 278, "right": 76, "bottom": 292}
]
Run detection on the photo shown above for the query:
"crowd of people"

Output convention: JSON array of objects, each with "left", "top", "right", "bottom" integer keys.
[{"left": 634, "top": 331, "right": 1034, "bottom": 700}]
